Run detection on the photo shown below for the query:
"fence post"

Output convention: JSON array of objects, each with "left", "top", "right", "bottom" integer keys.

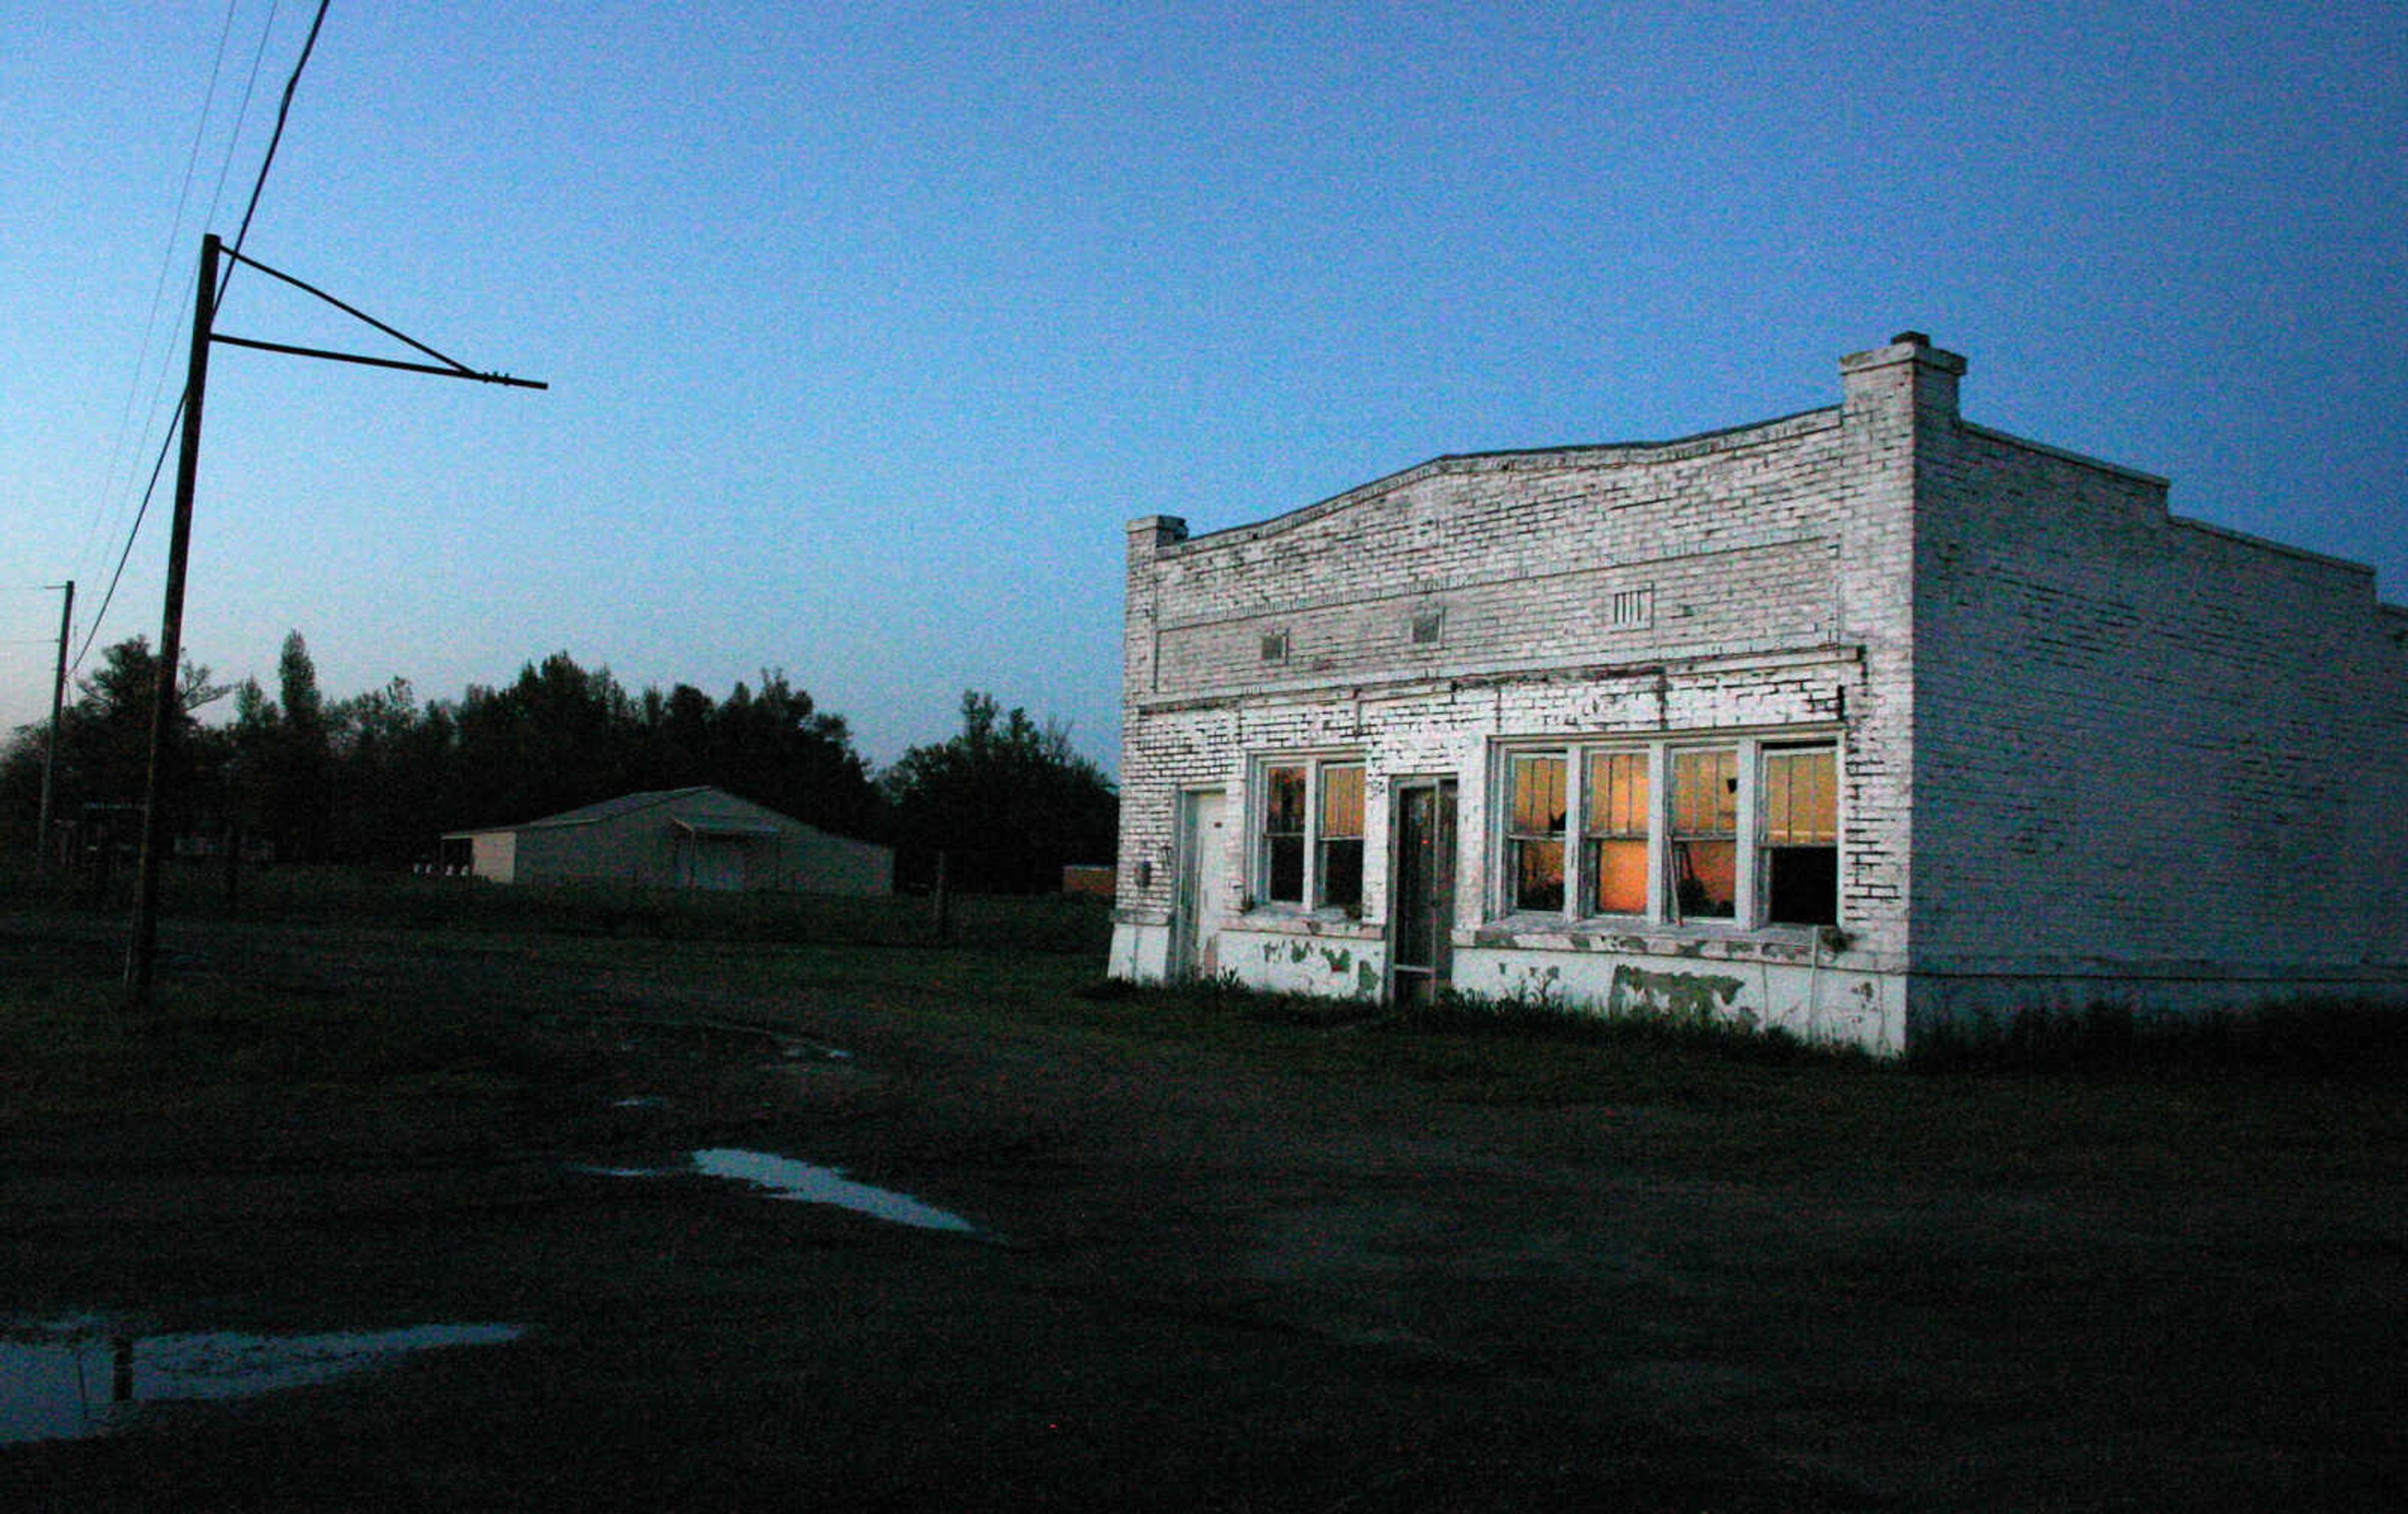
[{"left": 932, "top": 849, "right": 951, "bottom": 943}]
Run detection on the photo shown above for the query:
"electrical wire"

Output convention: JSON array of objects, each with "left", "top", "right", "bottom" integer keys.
[
  {"left": 73, "top": 0, "right": 273, "bottom": 665},
  {"left": 84, "top": 1, "right": 280, "bottom": 607},
  {"left": 70, "top": 0, "right": 333, "bottom": 677},
  {"left": 206, "top": 0, "right": 285, "bottom": 263},
  {"left": 226, "top": 2, "right": 328, "bottom": 275},
  {"left": 71, "top": 393, "right": 186, "bottom": 672},
  {"left": 77, "top": 0, "right": 245, "bottom": 596}
]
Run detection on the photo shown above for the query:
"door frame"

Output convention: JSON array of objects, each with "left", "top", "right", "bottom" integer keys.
[
  {"left": 1386, "top": 776, "right": 1457, "bottom": 1007},
  {"left": 1169, "top": 786, "right": 1227, "bottom": 983}
]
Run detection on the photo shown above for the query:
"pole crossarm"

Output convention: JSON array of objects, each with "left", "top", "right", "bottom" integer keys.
[
  {"left": 211, "top": 332, "right": 546, "bottom": 388},
  {"left": 217, "top": 245, "right": 547, "bottom": 389}
]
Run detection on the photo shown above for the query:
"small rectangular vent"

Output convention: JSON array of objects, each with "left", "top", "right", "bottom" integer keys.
[
  {"left": 1410, "top": 608, "right": 1444, "bottom": 646},
  {"left": 1610, "top": 586, "right": 1654, "bottom": 628},
  {"left": 1260, "top": 630, "right": 1290, "bottom": 664}
]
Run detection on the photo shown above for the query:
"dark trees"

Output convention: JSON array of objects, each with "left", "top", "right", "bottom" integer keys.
[
  {"left": 696, "top": 672, "right": 879, "bottom": 840},
  {"left": 441, "top": 657, "right": 879, "bottom": 842},
  {"left": 449, "top": 653, "right": 640, "bottom": 830},
  {"left": 0, "top": 636, "right": 228, "bottom": 855},
  {"left": 880, "top": 691, "right": 1116, "bottom": 894},
  {"left": 227, "top": 632, "right": 335, "bottom": 861},
  {"left": 327, "top": 677, "right": 453, "bottom": 866},
  {"left": 9, "top": 641, "right": 1112, "bottom": 890}
]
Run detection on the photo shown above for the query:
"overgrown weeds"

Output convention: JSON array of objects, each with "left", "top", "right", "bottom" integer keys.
[
  {"left": 1393, "top": 985, "right": 1882, "bottom": 1069},
  {"left": 1085, "top": 973, "right": 1879, "bottom": 1067},
  {"left": 1087, "top": 972, "right": 2406, "bottom": 1090}
]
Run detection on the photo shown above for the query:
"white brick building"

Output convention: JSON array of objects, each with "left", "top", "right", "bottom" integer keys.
[{"left": 1106, "top": 335, "right": 2408, "bottom": 1052}]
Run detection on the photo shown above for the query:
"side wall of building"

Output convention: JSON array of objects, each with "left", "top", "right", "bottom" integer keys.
[
  {"left": 513, "top": 818, "right": 649, "bottom": 884},
  {"left": 764, "top": 828, "right": 894, "bottom": 896},
  {"left": 467, "top": 831, "right": 516, "bottom": 884},
  {"left": 1909, "top": 422, "right": 2408, "bottom": 1025}
]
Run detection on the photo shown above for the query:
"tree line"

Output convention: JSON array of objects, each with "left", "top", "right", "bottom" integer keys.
[{"left": 0, "top": 633, "right": 1116, "bottom": 894}]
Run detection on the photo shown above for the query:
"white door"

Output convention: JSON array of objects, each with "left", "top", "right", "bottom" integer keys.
[{"left": 1172, "top": 790, "right": 1230, "bottom": 981}]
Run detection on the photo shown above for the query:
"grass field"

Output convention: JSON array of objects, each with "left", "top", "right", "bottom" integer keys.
[
  {"left": 8, "top": 864, "right": 2400, "bottom": 1184},
  {"left": 3, "top": 866, "right": 2403, "bottom": 1507}
]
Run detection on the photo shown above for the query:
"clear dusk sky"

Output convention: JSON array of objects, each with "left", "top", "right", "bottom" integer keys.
[{"left": 4, "top": 2, "right": 2403, "bottom": 773}]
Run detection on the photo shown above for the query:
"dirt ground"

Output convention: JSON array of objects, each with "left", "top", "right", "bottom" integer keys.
[{"left": 3, "top": 916, "right": 2402, "bottom": 1510}]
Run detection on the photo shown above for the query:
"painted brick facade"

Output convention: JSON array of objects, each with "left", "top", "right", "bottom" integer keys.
[{"left": 1110, "top": 336, "right": 2408, "bottom": 1052}]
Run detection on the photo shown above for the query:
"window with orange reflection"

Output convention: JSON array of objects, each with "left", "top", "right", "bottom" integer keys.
[{"left": 1582, "top": 749, "right": 1649, "bottom": 915}]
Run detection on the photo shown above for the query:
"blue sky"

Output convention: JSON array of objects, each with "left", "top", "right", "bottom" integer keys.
[{"left": 4, "top": 1, "right": 2402, "bottom": 772}]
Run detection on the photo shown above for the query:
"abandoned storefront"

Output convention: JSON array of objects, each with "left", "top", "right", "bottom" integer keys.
[{"left": 1106, "top": 335, "right": 2408, "bottom": 1053}]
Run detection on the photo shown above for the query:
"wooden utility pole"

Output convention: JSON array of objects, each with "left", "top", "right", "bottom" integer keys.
[
  {"left": 125, "top": 235, "right": 219, "bottom": 1002},
  {"left": 120, "top": 235, "right": 544, "bottom": 1005},
  {"left": 35, "top": 578, "right": 73, "bottom": 876}
]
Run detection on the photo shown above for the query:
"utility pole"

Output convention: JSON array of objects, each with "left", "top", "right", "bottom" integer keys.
[
  {"left": 36, "top": 579, "right": 73, "bottom": 876},
  {"left": 125, "top": 236, "right": 219, "bottom": 1001},
  {"left": 122, "top": 235, "right": 543, "bottom": 1005}
]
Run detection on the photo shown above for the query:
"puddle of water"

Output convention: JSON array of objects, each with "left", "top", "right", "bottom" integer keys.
[
  {"left": 690, "top": 1148, "right": 976, "bottom": 1233},
  {"left": 588, "top": 1149, "right": 976, "bottom": 1234},
  {"left": 1, "top": 1320, "right": 525, "bottom": 1446}
]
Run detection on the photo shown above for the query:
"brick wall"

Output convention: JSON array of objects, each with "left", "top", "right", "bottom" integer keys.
[{"left": 1913, "top": 421, "right": 2408, "bottom": 993}]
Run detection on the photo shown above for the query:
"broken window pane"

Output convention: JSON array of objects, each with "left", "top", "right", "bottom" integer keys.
[
  {"left": 1762, "top": 746, "right": 1837, "bottom": 924},
  {"left": 1671, "top": 840, "right": 1736, "bottom": 918},
  {"left": 1671, "top": 749, "right": 1738, "bottom": 836},
  {"left": 1507, "top": 754, "right": 1567, "bottom": 913},
  {"left": 1513, "top": 839, "right": 1565, "bottom": 913},
  {"left": 1510, "top": 754, "right": 1566, "bottom": 836},
  {"left": 1765, "top": 846, "right": 1837, "bottom": 926}
]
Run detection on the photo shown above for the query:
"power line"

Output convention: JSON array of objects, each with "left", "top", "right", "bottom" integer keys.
[
  {"left": 71, "top": 395, "right": 184, "bottom": 673},
  {"left": 226, "top": 3, "right": 329, "bottom": 272},
  {"left": 205, "top": 0, "right": 286, "bottom": 257},
  {"left": 72, "top": 1, "right": 333, "bottom": 677},
  {"left": 78, "top": 0, "right": 246, "bottom": 593}
]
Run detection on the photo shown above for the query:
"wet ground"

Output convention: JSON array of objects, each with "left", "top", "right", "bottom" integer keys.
[{"left": 2, "top": 916, "right": 2402, "bottom": 1509}]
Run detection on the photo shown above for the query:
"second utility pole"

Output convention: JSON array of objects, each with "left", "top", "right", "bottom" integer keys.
[{"left": 35, "top": 578, "right": 74, "bottom": 875}]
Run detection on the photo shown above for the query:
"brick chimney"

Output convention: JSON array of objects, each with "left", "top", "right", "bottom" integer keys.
[
  {"left": 1126, "top": 515, "right": 1189, "bottom": 560},
  {"left": 1840, "top": 331, "right": 1966, "bottom": 423}
]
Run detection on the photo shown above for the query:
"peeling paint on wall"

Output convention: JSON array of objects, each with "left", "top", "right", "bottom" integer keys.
[{"left": 1608, "top": 964, "right": 1747, "bottom": 1023}]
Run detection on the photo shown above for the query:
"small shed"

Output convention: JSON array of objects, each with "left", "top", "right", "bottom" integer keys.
[{"left": 443, "top": 786, "right": 890, "bottom": 894}]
